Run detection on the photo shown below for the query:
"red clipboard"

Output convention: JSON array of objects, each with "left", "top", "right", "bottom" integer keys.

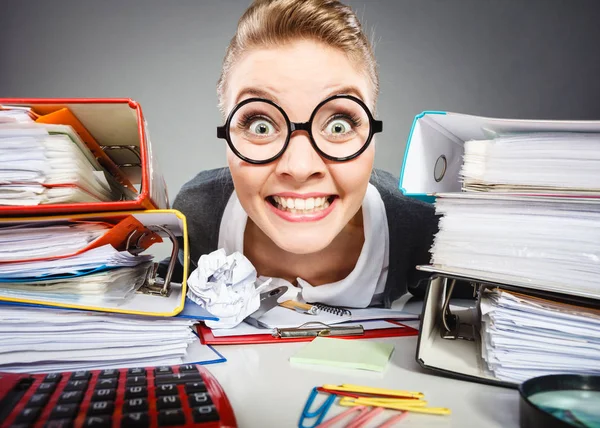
[
  {"left": 196, "top": 320, "right": 419, "bottom": 345},
  {"left": 0, "top": 98, "right": 169, "bottom": 215}
]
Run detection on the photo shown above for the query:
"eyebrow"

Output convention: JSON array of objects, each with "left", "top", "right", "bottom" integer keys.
[
  {"left": 233, "top": 85, "right": 367, "bottom": 107},
  {"left": 323, "top": 86, "right": 367, "bottom": 102},
  {"left": 234, "top": 88, "right": 279, "bottom": 105}
]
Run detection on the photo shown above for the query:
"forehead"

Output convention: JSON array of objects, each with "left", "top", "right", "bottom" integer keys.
[{"left": 226, "top": 39, "right": 373, "bottom": 114}]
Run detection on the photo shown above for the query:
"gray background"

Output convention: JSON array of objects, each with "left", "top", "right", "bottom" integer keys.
[{"left": 1, "top": 0, "right": 599, "bottom": 200}]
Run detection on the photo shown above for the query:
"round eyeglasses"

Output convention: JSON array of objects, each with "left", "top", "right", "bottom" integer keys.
[{"left": 217, "top": 94, "right": 383, "bottom": 164}]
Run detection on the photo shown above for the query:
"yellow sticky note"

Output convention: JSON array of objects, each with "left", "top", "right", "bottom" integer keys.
[{"left": 290, "top": 337, "right": 394, "bottom": 372}]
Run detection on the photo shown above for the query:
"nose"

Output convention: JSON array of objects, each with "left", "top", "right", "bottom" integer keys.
[{"left": 274, "top": 130, "right": 326, "bottom": 183}]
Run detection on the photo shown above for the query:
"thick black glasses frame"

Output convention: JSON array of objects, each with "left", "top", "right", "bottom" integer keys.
[{"left": 216, "top": 94, "right": 383, "bottom": 165}]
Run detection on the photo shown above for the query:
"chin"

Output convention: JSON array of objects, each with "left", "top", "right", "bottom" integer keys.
[{"left": 270, "top": 232, "right": 335, "bottom": 255}]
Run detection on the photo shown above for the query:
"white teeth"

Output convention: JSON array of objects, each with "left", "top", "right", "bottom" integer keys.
[{"left": 271, "top": 195, "right": 333, "bottom": 213}]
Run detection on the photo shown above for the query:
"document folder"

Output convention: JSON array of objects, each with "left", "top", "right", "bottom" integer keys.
[
  {"left": 0, "top": 209, "right": 189, "bottom": 317},
  {"left": 197, "top": 320, "right": 418, "bottom": 345},
  {"left": 416, "top": 272, "right": 600, "bottom": 388},
  {"left": 399, "top": 111, "right": 600, "bottom": 202},
  {"left": 0, "top": 98, "right": 168, "bottom": 215}
]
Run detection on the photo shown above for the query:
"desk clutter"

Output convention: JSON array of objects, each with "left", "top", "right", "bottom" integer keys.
[
  {"left": 299, "top": 384, "right": 450, "bottom": 427},
  {"left": 0, "top": 100, "right": 223, "bottom": 378},
  {"left": 401, "top": 111, "right": 600, "bottom": 390}
]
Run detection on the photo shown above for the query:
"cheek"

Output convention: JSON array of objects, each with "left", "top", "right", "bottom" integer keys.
[
  {"left": 227, "top": 150, "right": 270, "bottom": 206},
  {"left": 331, "top": 147, "right": 374, "bottom": 197}
]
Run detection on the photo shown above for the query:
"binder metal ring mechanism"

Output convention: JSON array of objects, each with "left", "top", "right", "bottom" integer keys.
[
  {"left": 0, "top": 209, "right": 190, "bottom": 317},
  {"left": 416, "top": 272, "right": 600, "bottom": 388}
]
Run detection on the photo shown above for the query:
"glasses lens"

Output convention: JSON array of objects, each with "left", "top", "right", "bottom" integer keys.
[
  {"left": 311, "top": 98, "right": 371, "bottom": 159},
  {"left": 228, "top": 100, "right": 288, "bottom": 162}
]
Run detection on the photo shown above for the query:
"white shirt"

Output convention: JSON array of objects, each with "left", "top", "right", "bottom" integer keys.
[{"left": 218, "top": 184, "right": 389, "bottom": 308}]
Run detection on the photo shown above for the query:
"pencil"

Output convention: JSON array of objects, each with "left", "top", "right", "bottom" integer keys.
[{"left": 279, "top": 300, "right": 320, "bottom": 315}]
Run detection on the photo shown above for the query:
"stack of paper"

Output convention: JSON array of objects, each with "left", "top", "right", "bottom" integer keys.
[
  {"left": 0, "top": 107, "right": 36, "bottom": 124},
  {"left": 460, "top": 133, "right": 600, "bottom": 194},
  {"left": 479, "top": 289, "right": 600, "bottom": 383},
  {"left": 0, "top": 217, "right": 162, "bottom": 305},
  {"left": 430, "top": 194, "right": 600, "bottom": 299},
  {"left": 0, "top": 123, "right": 134, "bottom": 205},
  {"left": 0, "top": 305, "right": 222, "bottom": 373}
]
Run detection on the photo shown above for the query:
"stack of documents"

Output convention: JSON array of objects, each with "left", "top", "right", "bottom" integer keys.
[
  {"left": 0, "top": 305, "right": 222, "bottom": 373},
  {"left": 479, "top": 289, "right": 600, "bottom": 383},
  {"left": 0, "top": 217, "right": 161, "bottom": 306},
  {"left": 430, "top": 195, "right": 600, "bottom": 299},
  {"left": 460, "top": 133, "right": 600, "bottom": 194},
  {"left": 0, "top": 107, "right": 36, "bottom": 124},
  {"left": 0, "top": 122, "right": 133, "bottom": 205}
]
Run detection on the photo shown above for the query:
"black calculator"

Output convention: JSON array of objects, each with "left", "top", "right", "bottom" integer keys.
[{"left": 0, "top": 364, "right": 237, "bottom": 428}]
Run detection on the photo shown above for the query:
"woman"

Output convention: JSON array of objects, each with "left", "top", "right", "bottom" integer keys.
[{"left": 173, "top": 0, "right": 438, "bottom": 308}]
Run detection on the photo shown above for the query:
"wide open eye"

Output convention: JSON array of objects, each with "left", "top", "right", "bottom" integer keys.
[
  {"left": 325, "top": 118, "right": 353, "bottom": 136},
  {"left": 248, "top": 119, "right": 276, "bottom": 136},
  {"left": 321, "top": 114, "right": 360, "bottom": 141}
]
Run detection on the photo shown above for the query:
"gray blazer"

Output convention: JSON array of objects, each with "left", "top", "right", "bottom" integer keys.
[{"left": 168, "top": 168, "right": 438, "bottom": 308}]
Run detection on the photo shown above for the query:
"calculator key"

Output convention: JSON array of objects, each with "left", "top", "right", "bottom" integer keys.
[
  {"left": 44, "top": 373, "right": 62, "bottom": 382},
  {"left": 58, "top": 390, "right": 84, "bottom": 404},
  {"left": 157, "top": 395, "right": 181, "bottom": 410},
  {"left": 87, "top": 401, "right": 114, "bottom": 416},
  {"left": 126, "top": 376, "right": 147, "bottom": 387},
  {"left": 83, "top": 415, "right": 112, "bottom": 427},
  {"left": 63, "top": 380, "right": 89, "bottom": 392},
  {"left": 91, "top": 388, "right": 116, "bottom": 401},
  {"left": 192, "top": 405, "right": 220, "bottom": 423},
  {"left": 70, "top": 370, "right": 91, "bottom": 381},
  {"left": 178, "top": 364, "right": 197, "bottom": 372},
  {"left": 95, "top": 378, "right": 117, "bottom": 388},
  {"left": 155, "top": 384, "right": 177, "bottom": 396},
  {"left": 127, "top": 367, "right": 146, "bottom": 376},
  {"left": 154, "top": 366, "right": 173, "bottom": 375},
  {"left": 188, "top": 392, "right": 213, "bottom": 407},
  {"left": 50, "top": 403, "right": 79, "bottom": 419},
  {"left": 185, "top": 382, "right": 207, "bottom": 394},
  {"left": 158, "top": 409, "right": 186, "bottom": 426},
  {"left": 124, "top": 386, "right": 147, "bottom": 399},
  {"left": 121, "top": 412, "right": 149, "bottom": 428},
  {"left": 28, "top": 393, "right": 50, "bottom": 407},
  {"left": 123, "top": 397, "right": 148, "bottom": 413},
  {"left": 37, "top": 382, "right": 58, "bottom": 394},
  {"left": 155, "top": 372, "right": 202, "bottom": 385},
  {"left": 44, "top": 419, "right": 73, "bottom": 428},
  {"left": 15, "top": 406, "right": 42, "bottom": 424},
  {"left": 98, "top": 369, "right": 119, "bottom": 379}
]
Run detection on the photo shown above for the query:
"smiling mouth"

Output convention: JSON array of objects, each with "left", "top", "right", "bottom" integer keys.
[{"left": 266, "top": 195, "right": 337, "bottom": 214}]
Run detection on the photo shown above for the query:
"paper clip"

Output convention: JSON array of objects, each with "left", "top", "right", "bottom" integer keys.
[
  {"left": 377, "top": 412, "right": 409, "bottom": 428},
  {"left": 322, "top": 384, "right": 424, "bottom": 399},
  {"left": 339, "top": 397, "right": 451, "bottom": 416},
  {"left": 298, "top": 387, "right": 336, "bottom": 428},
  {"left": 314, "top": 405, "right": 369, "bottom": 428}
]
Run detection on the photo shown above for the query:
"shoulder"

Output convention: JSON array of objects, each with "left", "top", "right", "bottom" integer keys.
[
  {"left": 369, "top": 168, "right": 436, "bottom": 222},
  {"left": 173, "top": 168, "right": 235, "bottom": 262},
  {"left": 173, "top": 167, "right": 234, "bottom": 213}
]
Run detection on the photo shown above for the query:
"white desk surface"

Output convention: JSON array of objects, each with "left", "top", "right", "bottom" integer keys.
[{"left": 206, "top": 335, "right": 520, "bottom": 428}]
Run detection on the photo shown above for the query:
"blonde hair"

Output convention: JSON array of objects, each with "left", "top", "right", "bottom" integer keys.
[{"left": 217, "top": 0, "right": 379, "bottom": 115}]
